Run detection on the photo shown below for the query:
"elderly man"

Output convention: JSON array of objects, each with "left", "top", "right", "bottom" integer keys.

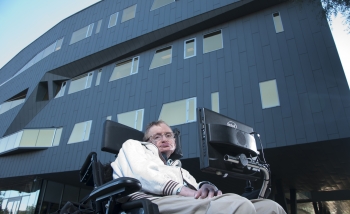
[{"left": 111, "top": 120, "right": 286, "bottom": 214}]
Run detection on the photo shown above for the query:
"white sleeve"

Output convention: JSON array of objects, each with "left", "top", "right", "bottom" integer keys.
[{"left": 111, "top": 139, "right": 183, "bottom": 196}]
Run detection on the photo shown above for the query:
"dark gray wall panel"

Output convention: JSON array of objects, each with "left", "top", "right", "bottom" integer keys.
[
  {"left": 286, "top": 39, "right": 306, "bottom": 93},
  {"left": 225, "top": 72, "right": 235, "bottom": 119},
  {"left": 274, "top": 59, "right": 291, "bottom": 118},
  {"left": 248, "top": 66, "right": 263, "bottom": 123},
  {"left": 240, "top": 52, "right": 252, "bottom": 105},
  {"left": 299, "top": 93, "right": 318, "bottom": 142},
  {"left": 283, "top": 116, "right": 296, "bottom": 146},
  {"left": 263, "top": 45, "right": 275, "bottom": 80}
]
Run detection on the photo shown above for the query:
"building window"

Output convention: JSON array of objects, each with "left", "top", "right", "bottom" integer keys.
[
  {"left": 68, "top": 72, "right": 94, "bottom": 94},
  {"left": 68, "top": 121, "right": 92, "bottom": 144},
  {"left": 42, "top": 43, "right": 57, "bottom": 59},
  {"left": 259, "top": 79, "right": 280, "bottom": 109},
  {"left": 95, "top": 19, "right": 102, "bottom": 34},
  {"left": 159, "top": 97, "right": 196, "bottom": 126},
  {"left": 149, "top": 46, "right": 172, "bottom": 69},
  {"left": 117, "top": 109, "right": 144, "bottom": 131},
  {"left": 0, "top": 89, "right": 27, "bottom": 115},
  {"left": 0, "top": 127, "right": 63, "bottom": 155},
  {"left": 184, "top": 38, "right": 196, "bottom": 59},
  {"left": 203, "top": 30, "right": 223, "bottom": 54},
  {"left": 55, "top": 81, "right": 67, "bottom": 98},
  {"left": 106, "top": 116, "right": 112, "bottom": 120},
  {"left": 95, "top": 69, "right": 102, "bottom": 86},
  {"left": 121, "top": 4, "right": 137, "bottom": 23},
  {"left": 272, "top": 12, "right": 284, "bottom": 33},
  {"left": 70, "top": 23, "right": 94, "bottom": 45},
  {"left": 110, "top": 57, "right": 139, "bottom": 82},
  {"left": 150, "top": 0, "right": 175, "bottom": 11},
  {"left": 52, "top": 128, "right": 63, "bottom": 146},
  {"left": 12, "top": 38, "right": 64, "bottom": 79},
  {"left": 211, "top": 92, "right": 219, "bottom": 113},
  {"left": 55, "top": 38, "right": 64, "bottom": 51},
  {"left": 108, "top": 12, "right": 118, "bottom": 28}
]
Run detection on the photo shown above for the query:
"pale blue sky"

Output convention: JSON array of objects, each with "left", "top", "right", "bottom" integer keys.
[
  {"left": 0, "top": 0, "right": 349, "bottom": 88},
  {"left": 0, "top": 0, "right": 100, "bottom": 68}
]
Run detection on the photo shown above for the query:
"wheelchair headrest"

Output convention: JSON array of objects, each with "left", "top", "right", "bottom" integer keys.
[
  {"left": 101, "top": 120, "right": 183, "bottom": 159},
  {"left": 101, "top": 120, "right": 144, "bottom": 154}
]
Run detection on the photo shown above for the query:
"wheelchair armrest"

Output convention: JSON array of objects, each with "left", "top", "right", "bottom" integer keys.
[
  {"left": 121, "top": 199, "right": 159, "bottom": 214},
  {"left": 89, "top": 177, "right": 141, "bottom": 201}
]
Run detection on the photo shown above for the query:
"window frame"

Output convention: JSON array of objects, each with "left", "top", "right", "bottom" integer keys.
[
  {"left": 54, "top": 38, "right": 64, "bottom": 51},
  {"left": 95, "top": 69, "right": 102, "bottom": 86},
  {"left": 259, "top": 79, "right": 280, "bottom": 109},
  {"left": 109, "top": 56, "right": 140, "bottom": 82},
  {"left": 149, "top": 46, "right": 173, "bottom": 70},
  {"left": 108, "top": 12, "right": 119, "bottom": 28},
  {"left": 158, "top": 97, "right": 197, "bottom": 126},
  {"left": 55, "top": 81, "right": 67, "bottom": 98},
  {"left": 117, "top": 109, "right": 144, "bottom": 131},
  {"left": 95, "top": 19, "right": 102, "bottom": 34},
  {"left": 203, "top": 29, "right": 223, "bottom": 54},
  {"left": 69, "top": 23, "right": 94, "bottom": 45},
  {"left": 150, "top": 0, "right": 175, "bottom": 11},
  {"left": 211, "top": 92, "right": 220, "bottom": 113},
  {"left": 184, "top": 38, "right": 196, "bottom": 59},
  {"left": 68, "top": 72, "right": 94, "bottom": 95},
  {"left": 121, "top": 4, "right": 137, "bottom": 23},
  {"left": 67, "top": 120, "right": 92, "bottom": 144},
  {"left": 272, "top": 12, "right": 284, "bottom": 33}
]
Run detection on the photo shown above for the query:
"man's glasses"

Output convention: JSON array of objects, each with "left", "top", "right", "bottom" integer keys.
[{"left": 149, "top": 132, "right": 174, "bottom": 142}]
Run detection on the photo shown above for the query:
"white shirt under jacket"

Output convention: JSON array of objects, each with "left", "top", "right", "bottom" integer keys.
[{"left": 111, "top": 139, "right": 211, "bottom": 201}]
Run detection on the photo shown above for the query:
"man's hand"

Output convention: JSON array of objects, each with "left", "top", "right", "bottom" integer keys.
[
  {"left": 178, "top": 184, "right": 222, "bottom": 199},
  {"left": 194, "top": 184, "right": 222, "bottom": 199}
]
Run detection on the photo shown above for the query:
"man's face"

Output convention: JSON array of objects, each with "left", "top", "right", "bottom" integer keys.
[{"left": 147, "top": 123, "right": 176, "bottom": 158}]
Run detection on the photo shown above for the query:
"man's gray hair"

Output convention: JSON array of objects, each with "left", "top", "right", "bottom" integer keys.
[{"left": 143, "top": 120, "right": 169, "bottom": 141}]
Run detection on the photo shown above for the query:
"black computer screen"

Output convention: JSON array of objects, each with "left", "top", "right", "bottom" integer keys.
[{"left": 197, "top": 108, "right": 260, "bottom": 180}]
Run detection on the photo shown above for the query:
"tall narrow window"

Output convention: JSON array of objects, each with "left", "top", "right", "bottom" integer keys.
[
  {"left": 272, "top": 12, "right": 284, "bottom": 33},
  {"left": 70, "top": 23, "right": 94, "bottom": 45},
  {"left": 149, "top": 46, "right": 172, "bottom": 69},
  {"left": 203, "top": 30, "right": 223, "bottom": 53},
  {"left": 55, "top": 81, "right": 67, "bottom": 98},
  {"left": 108, "top": 12, "right": 118, "bottom": 28},
  {"left": 259, "top": 79, "right": 280, "bottom": 109},
  {"left": 159, "top": 98, "right": 197, "bottom": 126},
  {"left": 95, "top": 19, "right": 102, "bottom": 34},
  {"left": 184, "top": 38, "right": 196, "bottom": 59},
  {"left": 110, "top": 57, "right": 139, "bottom": 81},
  {"left": 95, "top": 69, "right": 102, "bottom": 86},
  {"left": 121, "top": 5, "right": 137, "bottom": 23},
  {"left": 52, "top": 128, "right": 63, "bottom": 146},
  {"left": 151, "top": 0, "right": 175, "bottom": 11},
  {"left": 211, "top": 92, "right": 219, "bottom": 113},
  {"left": 117, "top": 109, "right": 144, "bottom": 131},
  {"left": 68, "top": 72, "right": 94, "bottom": 94},
  {"left": 68, "top": 121, "right": 92, "bottom": 144}
]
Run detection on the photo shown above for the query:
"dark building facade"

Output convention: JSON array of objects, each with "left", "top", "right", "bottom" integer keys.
[{"left": 1, "top": 0, "right": 350, "bottom": 213}]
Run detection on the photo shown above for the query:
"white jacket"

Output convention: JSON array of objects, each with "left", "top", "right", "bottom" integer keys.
[{"left": 111, "top": 139, "right": 207, "bottom": 200}]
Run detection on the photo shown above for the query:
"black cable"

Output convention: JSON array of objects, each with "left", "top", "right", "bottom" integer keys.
[{"left": 256, "top": 134, "right": 267, "bottom": 164}]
